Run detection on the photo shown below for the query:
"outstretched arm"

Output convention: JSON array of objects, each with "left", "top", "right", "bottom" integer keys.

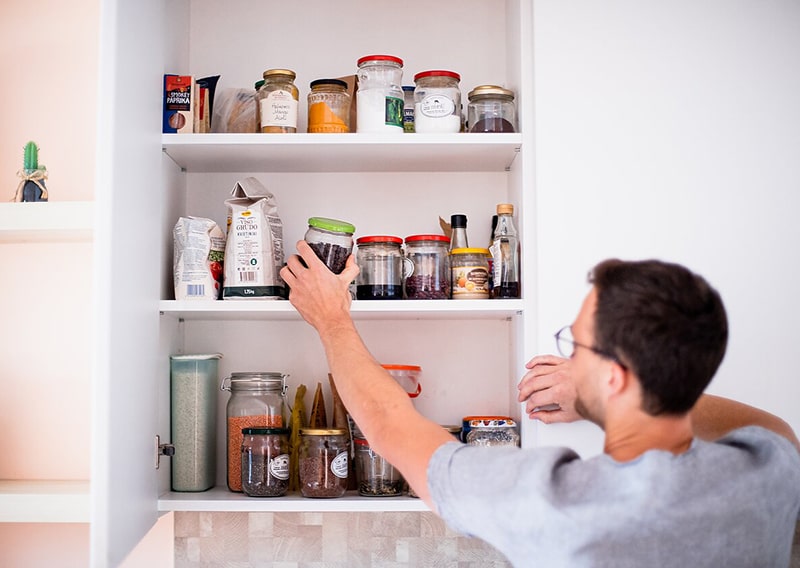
[{"left": 691, "top": 394, "right": 800, "bottom": 452}]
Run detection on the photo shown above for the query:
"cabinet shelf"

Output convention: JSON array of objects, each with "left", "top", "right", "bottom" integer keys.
[
  {"left": 0, "top": 201, "right": 93, "bottom": 243},
  {"left": 161, "top": 133, "right": 522, "bottom": 173},
  {"left": 159, "top": 487, "right": 429, "bottom": 513},
  {"left": 0, "top": 480, "right": 90, "bottom": 523},
  {"left": 159, "top": 299, "right": 523, "bottom": 321}
]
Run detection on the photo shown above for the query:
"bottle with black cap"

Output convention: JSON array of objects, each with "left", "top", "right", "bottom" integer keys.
[{"left": 449, "top": 214, "right": 469, "bottom": 251}]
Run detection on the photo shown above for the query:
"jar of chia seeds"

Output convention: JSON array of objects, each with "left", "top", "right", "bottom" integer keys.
[
  {"left": 221, "top": 372, "right": 288, "bottom": 492},
  {"left": 299, "top": 428, "right": 350, "bottom": 498},
  {"left": 355, "top": 235, "right": 408, "bottom": 300},
  {"left": 305, "top": 217, "right": 356, "bottom": 274},
  {"left": 241, "top": 427, "right": 290, "bottom": 497},
  {"left": 450, "top": 248, "right": 491, "bottom": 299},
  {"left": 465, "top": 417, "right": 519, "bottom": 447},
  {"left": 404, "top": 234, "right": 451, "bottom": 300},
  {"left": 467, "top": 85, "right": 517, "bottom": 133}
]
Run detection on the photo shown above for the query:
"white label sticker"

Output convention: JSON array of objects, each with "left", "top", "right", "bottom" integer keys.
[
  {"left": 331, "top": 451, "right": 349, "bottom": 479},
  {"left": 420, "top": 94, "right": 455, "bottom": 118},
  {"left": 269, "top": 453, "right": 290, "bottom": 480}
]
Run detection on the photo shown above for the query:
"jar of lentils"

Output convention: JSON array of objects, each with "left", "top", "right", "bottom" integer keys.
[
  {"left": 256, "top": 69, "right": 299, "bottom": 133},
  {"left": 467, "top": 85, "right": 517, "bottom": 133},
  {"left": 355, "top": 235, "right": 407, "bottom": 300},
  {"left": 465, "top": 417, "right": 519, "bottom": 447},
  {"left": 299, "top": 428, "right": 350, "bottom": 498},
  {"left": 305, "top": 217, "right": 356, "bottom": 274},
  {"left": 413, "top": 70, "right": 462, "bottom": 133},
  {"left": 241, "top": 427, "right": 290, "bottom": 497},
  {"left": 307, "top": 78, "right": 351, "bottom": 133},
  {"left": 404, "top": 234, "right": 451, "bottom": 300}
]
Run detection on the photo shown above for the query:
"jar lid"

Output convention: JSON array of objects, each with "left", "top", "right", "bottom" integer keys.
[
  {"left": 402, "top": 85, "right": 415, "bottom": 92},
  {"left": 242, "top": 427, "right": 290, "bottom": 436},
  {"left": 468, "top": 418, "right": 517, "bottom": 428},
  {"left": 254, "top": 79, "right": 264, "bottom": 90},
  {"left": 353, "top": 437, "right": 371, "bottom": 447},
  {"left": 300, "top": 427, "right": 348, "bottom": 436},
  {"left": 414, "top": 70, "right": 461, "bottom": 82},
  {"left": 222, "top": 372, "right": 286, "bottom": 392},
  {"left": 442, "top": 425, "right": 462, "bottom": 434},
  {"left": 467, "top": 85, "right": 515, "bottom": 101},
  {"left": 496, "top": 203, "right": 514, "bottom": 215},
  {"left": 307, "top": 217, "right": 356, "bottom": 234},
  {"left": 170, "top": 353, "right": 222, "bottom": 361},
  {"left": 463, "top": 415, "right": 513, "bottom": 422},
  {"left": 263, "top": 68, "right": 297, "bottom": 80},
  {"left": 356, "top": 235, "right": 402, "bottom": 245},
  {"left": 405, "top": 234, "right": 450, "bottom": 244},
  {"left": 381, "top": 364, "right": 422, "bottom": 372},
  {"left": 357, "top": 54, "right": 403, "bottom": 67},
  {"left": 450, "top": 247, "right": 490, "bottom": 255},
  {"left": 310, "top": 78, "right": 348, "bottom": 90}
]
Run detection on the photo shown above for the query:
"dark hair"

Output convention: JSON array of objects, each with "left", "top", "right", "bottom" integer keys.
[{"left": 589, "top": 259, "right": 728, "bottom": 416}]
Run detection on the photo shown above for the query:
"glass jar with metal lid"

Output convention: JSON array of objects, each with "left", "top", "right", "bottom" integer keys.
[
  {"left": 241, "top": 427, "right": 290, "bottom": 497},
  {"left": 256, "top": 68, "right": 299, "bottom": 133},
  {"left": 298, "top": 428, "right": 350, "bottom": 498},
  {"left": 465, "top": 417, "right": 519, "bottom": 447},
  {"left": 354, "top": 436, "right": 404, "bottom": 496},
  {"left": 307, "top": 79, "right": 351, "bottom": 133},
  {"left": 221, "top": 372, "right": 288, "bottom": 492},
  {"left": 356, "top": 54, "right": 404, "bottom": 134},
  {"left": 305, "top": 217, "right": 356, "bottom": 274},
  {"left": 450, "top": 248, "right": 491, "bottom": 299},
  {"left": 355, "top": 235, "right": 408, "bottom": 300},
  {"left": 404, "top": 234, "right": 451, "bottom": 300},
  {"left": 467, "top": 85, "right": 516, "bottom": 133},
  {"left": 413, "top": 70, "right": 462, "bottom": 133}
]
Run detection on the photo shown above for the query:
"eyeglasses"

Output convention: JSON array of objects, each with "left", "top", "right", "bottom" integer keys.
[{"left": 554, "top": 325, "right": 625, "bottom": 367}]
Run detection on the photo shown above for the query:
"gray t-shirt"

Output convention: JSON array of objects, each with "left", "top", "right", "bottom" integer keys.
[{"left": 428, "top": 426, "right": 800, "bottom": 567}]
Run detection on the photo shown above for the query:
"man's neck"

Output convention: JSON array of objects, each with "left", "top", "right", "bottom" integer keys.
[{"left": 604, "top": 410, "right": 694, "bottom": 462}]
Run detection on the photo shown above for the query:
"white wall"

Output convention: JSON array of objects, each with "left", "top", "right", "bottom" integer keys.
[{"left": 532, "top": 0, "right": 800, "bottom": 455}]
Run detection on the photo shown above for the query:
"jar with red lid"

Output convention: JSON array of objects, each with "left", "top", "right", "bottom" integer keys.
[
  {"left": 413, "top": 70, "right": 462, "bottom": 133},
  {"left": 404, "top": 234, "right": 451, "bottom": 299},
  {"left": 356, "top": 54, "right": 404, "bottom": 134},
  {"left": 355, "top": 235, "right": 409, "bottom": 300}
]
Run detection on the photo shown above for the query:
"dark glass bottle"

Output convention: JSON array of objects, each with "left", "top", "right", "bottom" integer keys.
[{"left": 490, "top": 204, "right": 520, "bottom": 298}]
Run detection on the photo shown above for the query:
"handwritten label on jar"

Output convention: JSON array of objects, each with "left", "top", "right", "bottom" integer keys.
[
  {"left": 331, "top": 451, "right": 349, "bottom": 479},
  {"left": 419, "top": 94, "right": 455, "bottom": 118},
  {"left": 452, "top": 266, "right": 489, "bottom": 299},
  {"left": 261, "top": 90, "right": 298, "bottom": 129},
  {"left": 269, "top": 454, "right": 290, "bottom": 480}
]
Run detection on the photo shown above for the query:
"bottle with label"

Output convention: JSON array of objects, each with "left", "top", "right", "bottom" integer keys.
[
  {"left": 486, "top": 214, "right": 498, "bottom": 295},
  {"left": 256, "top": 69, "right": 299, "bottom": 133},
  {"left": 489, "top": 203, "right": 521, "bottom": 298},
  {"left": 402, "top": 85, "right": 415, "bottom": 132},
  {"left": 449, "top": 214, "right": 469, "bottom": 251}
]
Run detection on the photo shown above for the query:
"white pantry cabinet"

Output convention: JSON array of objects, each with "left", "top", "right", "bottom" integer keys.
[{"left": 93, "top": 0, "right": 536, "bottom": 565}]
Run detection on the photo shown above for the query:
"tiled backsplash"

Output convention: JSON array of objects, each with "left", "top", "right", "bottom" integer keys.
[{"left": 174, "top": 511, "right": 511, "bottom": 568}]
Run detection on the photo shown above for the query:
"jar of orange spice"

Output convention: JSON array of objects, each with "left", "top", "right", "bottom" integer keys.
[
  {"left": 307, "top": 79, "right": 351, "bottom": 133},
  {"left": 221, "top": 372, "right": 288, "bottom": 491}
]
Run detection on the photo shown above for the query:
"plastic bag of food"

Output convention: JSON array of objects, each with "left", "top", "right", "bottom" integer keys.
[
  {"left": 173, "top": 216, "right": 225, "bottom": 300},
  {"left": 222, "top": 177, "right": 285, "bottom": 299},
  {"left": 212, "top": 87, "right": 257, "bottom": 133}
]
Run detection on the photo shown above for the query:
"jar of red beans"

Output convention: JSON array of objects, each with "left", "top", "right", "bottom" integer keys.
[{"left": 404, "top": 234, "right": 451, "bottom": 299}]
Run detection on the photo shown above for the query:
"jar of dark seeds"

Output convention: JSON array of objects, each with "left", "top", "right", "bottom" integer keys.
[
  {"left": 305, "top": 217, "right": 356, "bottom": 274},
  {"left": 241, "top": 427, "right": 290, "bottom": 497},
  {"left": 465, "top": 417, "right": 519, "bottom": 447},
  {"left": 404, "top": 234, "right": 451, "bottom": 299},
  {"left": 299, "top": 428, "right": 349, "bottom": 498},
  {"left": 354, "top": 437, "right": 404, "bottom": 497}
]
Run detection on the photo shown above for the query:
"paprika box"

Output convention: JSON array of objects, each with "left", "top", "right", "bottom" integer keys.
[{"left": 163, "top": 74, "right": 195, "bottom": 133}]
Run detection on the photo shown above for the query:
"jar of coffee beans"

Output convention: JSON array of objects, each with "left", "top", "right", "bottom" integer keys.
[
  {"left": 298, "top": 428, "right": 349, "bottom": 498},
  {"left": 403, "top": 234, "right": 451, "bottom": 300},
  {"left": 241, "top": 427, "right": 290, "bottom": 497},
  {"left": 305, "top": 217, "right": 356, "bottom": 274}
]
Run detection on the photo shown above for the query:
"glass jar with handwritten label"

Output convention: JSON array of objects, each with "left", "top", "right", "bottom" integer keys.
[{"left": 256, "top": 68, "right": 299, "bottom": 133}]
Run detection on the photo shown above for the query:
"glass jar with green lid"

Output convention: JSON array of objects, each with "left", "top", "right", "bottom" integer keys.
[
  {"left": 304, "top": 217, "right": 356, "bottom": 274},
  {"left": 256, "top": 68, "right": 299, "bottom": 133}
]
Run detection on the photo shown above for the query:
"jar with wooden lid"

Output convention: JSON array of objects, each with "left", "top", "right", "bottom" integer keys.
[
  {"left": 256, "top": 69, "right": 299, "bottom": 133},
  {"left": 307, "top": 79, "right": 351, "bottom": 133},
  {"left": 467, "top": 85, "right": 516, "bottom": 133}
]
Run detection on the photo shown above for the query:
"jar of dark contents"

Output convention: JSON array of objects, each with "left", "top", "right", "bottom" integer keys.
[
  {"left": 221, "top": 372, "right": 287, "bottom": 492},
  {"left": 299, "top": 428, "right": 349, "bottom": 498},
  {"left": 305, "top": 217, "right": 356, "bottom": 274},
  {"left": 404, "top": 234, "right": 451, "bottom": 300},
  {"left": 256, "top": 69, "right": 299, "bottom": 133},
  {"left": 402, "top": 85, "right": 415, "bottom": 132},
  {"left": 354, "top": 437, "right": 404, "bottom": 497},
  {"left": 467, "top": 85, "right": 517, "bottom": 133},
  {"left": 241, "top": 427, "right": 290, "bottom": 497},
  {"left": 307, "top": 78, "right": 351, "bottom": 133},
  {"left": 413, "top": 70, "right": 462, "bottom": 133},
  {"left": 355, "top": 235, "right": 408, "bottom": 300},
  {"left": 408, "top": 425, "right": 461, "bottom": 498},
  {"left": 450, "top": 248, "right": 491, "bottom": 299},
  {"left": 465, "top": 417, "right": 520, "bottom": 447}
]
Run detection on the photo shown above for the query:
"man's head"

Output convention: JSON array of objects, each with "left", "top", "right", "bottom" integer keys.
[{"left": 584, "top": 259, "right": 728, "bottom": 417}]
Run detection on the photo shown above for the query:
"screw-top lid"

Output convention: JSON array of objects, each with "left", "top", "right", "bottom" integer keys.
[
  {"left": 414, "top": 69, "right": 461, "bottom": 82},
  {"left": 467, "top": 85, "right": 515, "bottom": 101},
  {"left": 299, "top": 428, "right": 349, "bottom": 436},
  {"left": 356, "top": 235, "right": 403, "bottom": 245},
  {"left": 310, "top": 78, "right": 348, "bottom": 90},
  {"left": 307, "top": 217, "right": 356, "bottom": 234},
  {"left": 170, "top": 353, "right": 222, "bottom": 361},
  {"left": 381, "top": 364, "right": 422, "bottom": 372},
  {"left": 450, "top": 214, "right": 468, "bottom": 228},
  {"left": 263, "top": 68, "right": 297, "bottom": 80},
  {"left": 402, "top": 85, "right": 415, "bottom": 92},
  {"left": 496, "top": 203, "right": 514, "bottom": 215},
  {"left": 405, "top": 234, "right": 450, "bottom": 244},
  {"left": 242, "top": 427, "right": 290, "bottom": 436},
  {"left": 254, "top": 79, "right": 265, "bottom": 90},
  {"left": 450, "top": 247, "right": 490, "bottom": 255},
  {"left": 357, "top": 54, "right": 403, "bottom": 67}
]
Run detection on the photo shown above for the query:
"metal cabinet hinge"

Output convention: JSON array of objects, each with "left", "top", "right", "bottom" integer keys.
[{"left": 155, "top": 435, "right": 175, "bottom": 470}]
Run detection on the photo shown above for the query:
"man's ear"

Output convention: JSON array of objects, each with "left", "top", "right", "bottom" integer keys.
[{"left": 607, "top": 361, "right": 629, "bottom": 397}]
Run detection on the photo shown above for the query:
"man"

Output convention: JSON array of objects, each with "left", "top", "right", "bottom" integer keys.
[{"left": 281, "top": 245, "right": 800, "bottom": 566}]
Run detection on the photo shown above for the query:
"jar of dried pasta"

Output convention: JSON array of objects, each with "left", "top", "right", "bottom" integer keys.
[
  {"left": 307, "top": 79, "right": 351, "bottom": 133},
  {"left": 256, "top": 69, "right": 299, "bottom": 133}
]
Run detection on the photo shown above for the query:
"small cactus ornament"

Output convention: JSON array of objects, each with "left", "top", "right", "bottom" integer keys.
[{"left": 13, "top": 141, "right": 48, "bottom": 202}]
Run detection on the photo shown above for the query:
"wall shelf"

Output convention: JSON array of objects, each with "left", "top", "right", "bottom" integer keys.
[
  {"left": 0, "top": 480, "right": 90, "bottom": 523},
  {"left": 0, "top": 201, "right": 93, "bottom": 243}
]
